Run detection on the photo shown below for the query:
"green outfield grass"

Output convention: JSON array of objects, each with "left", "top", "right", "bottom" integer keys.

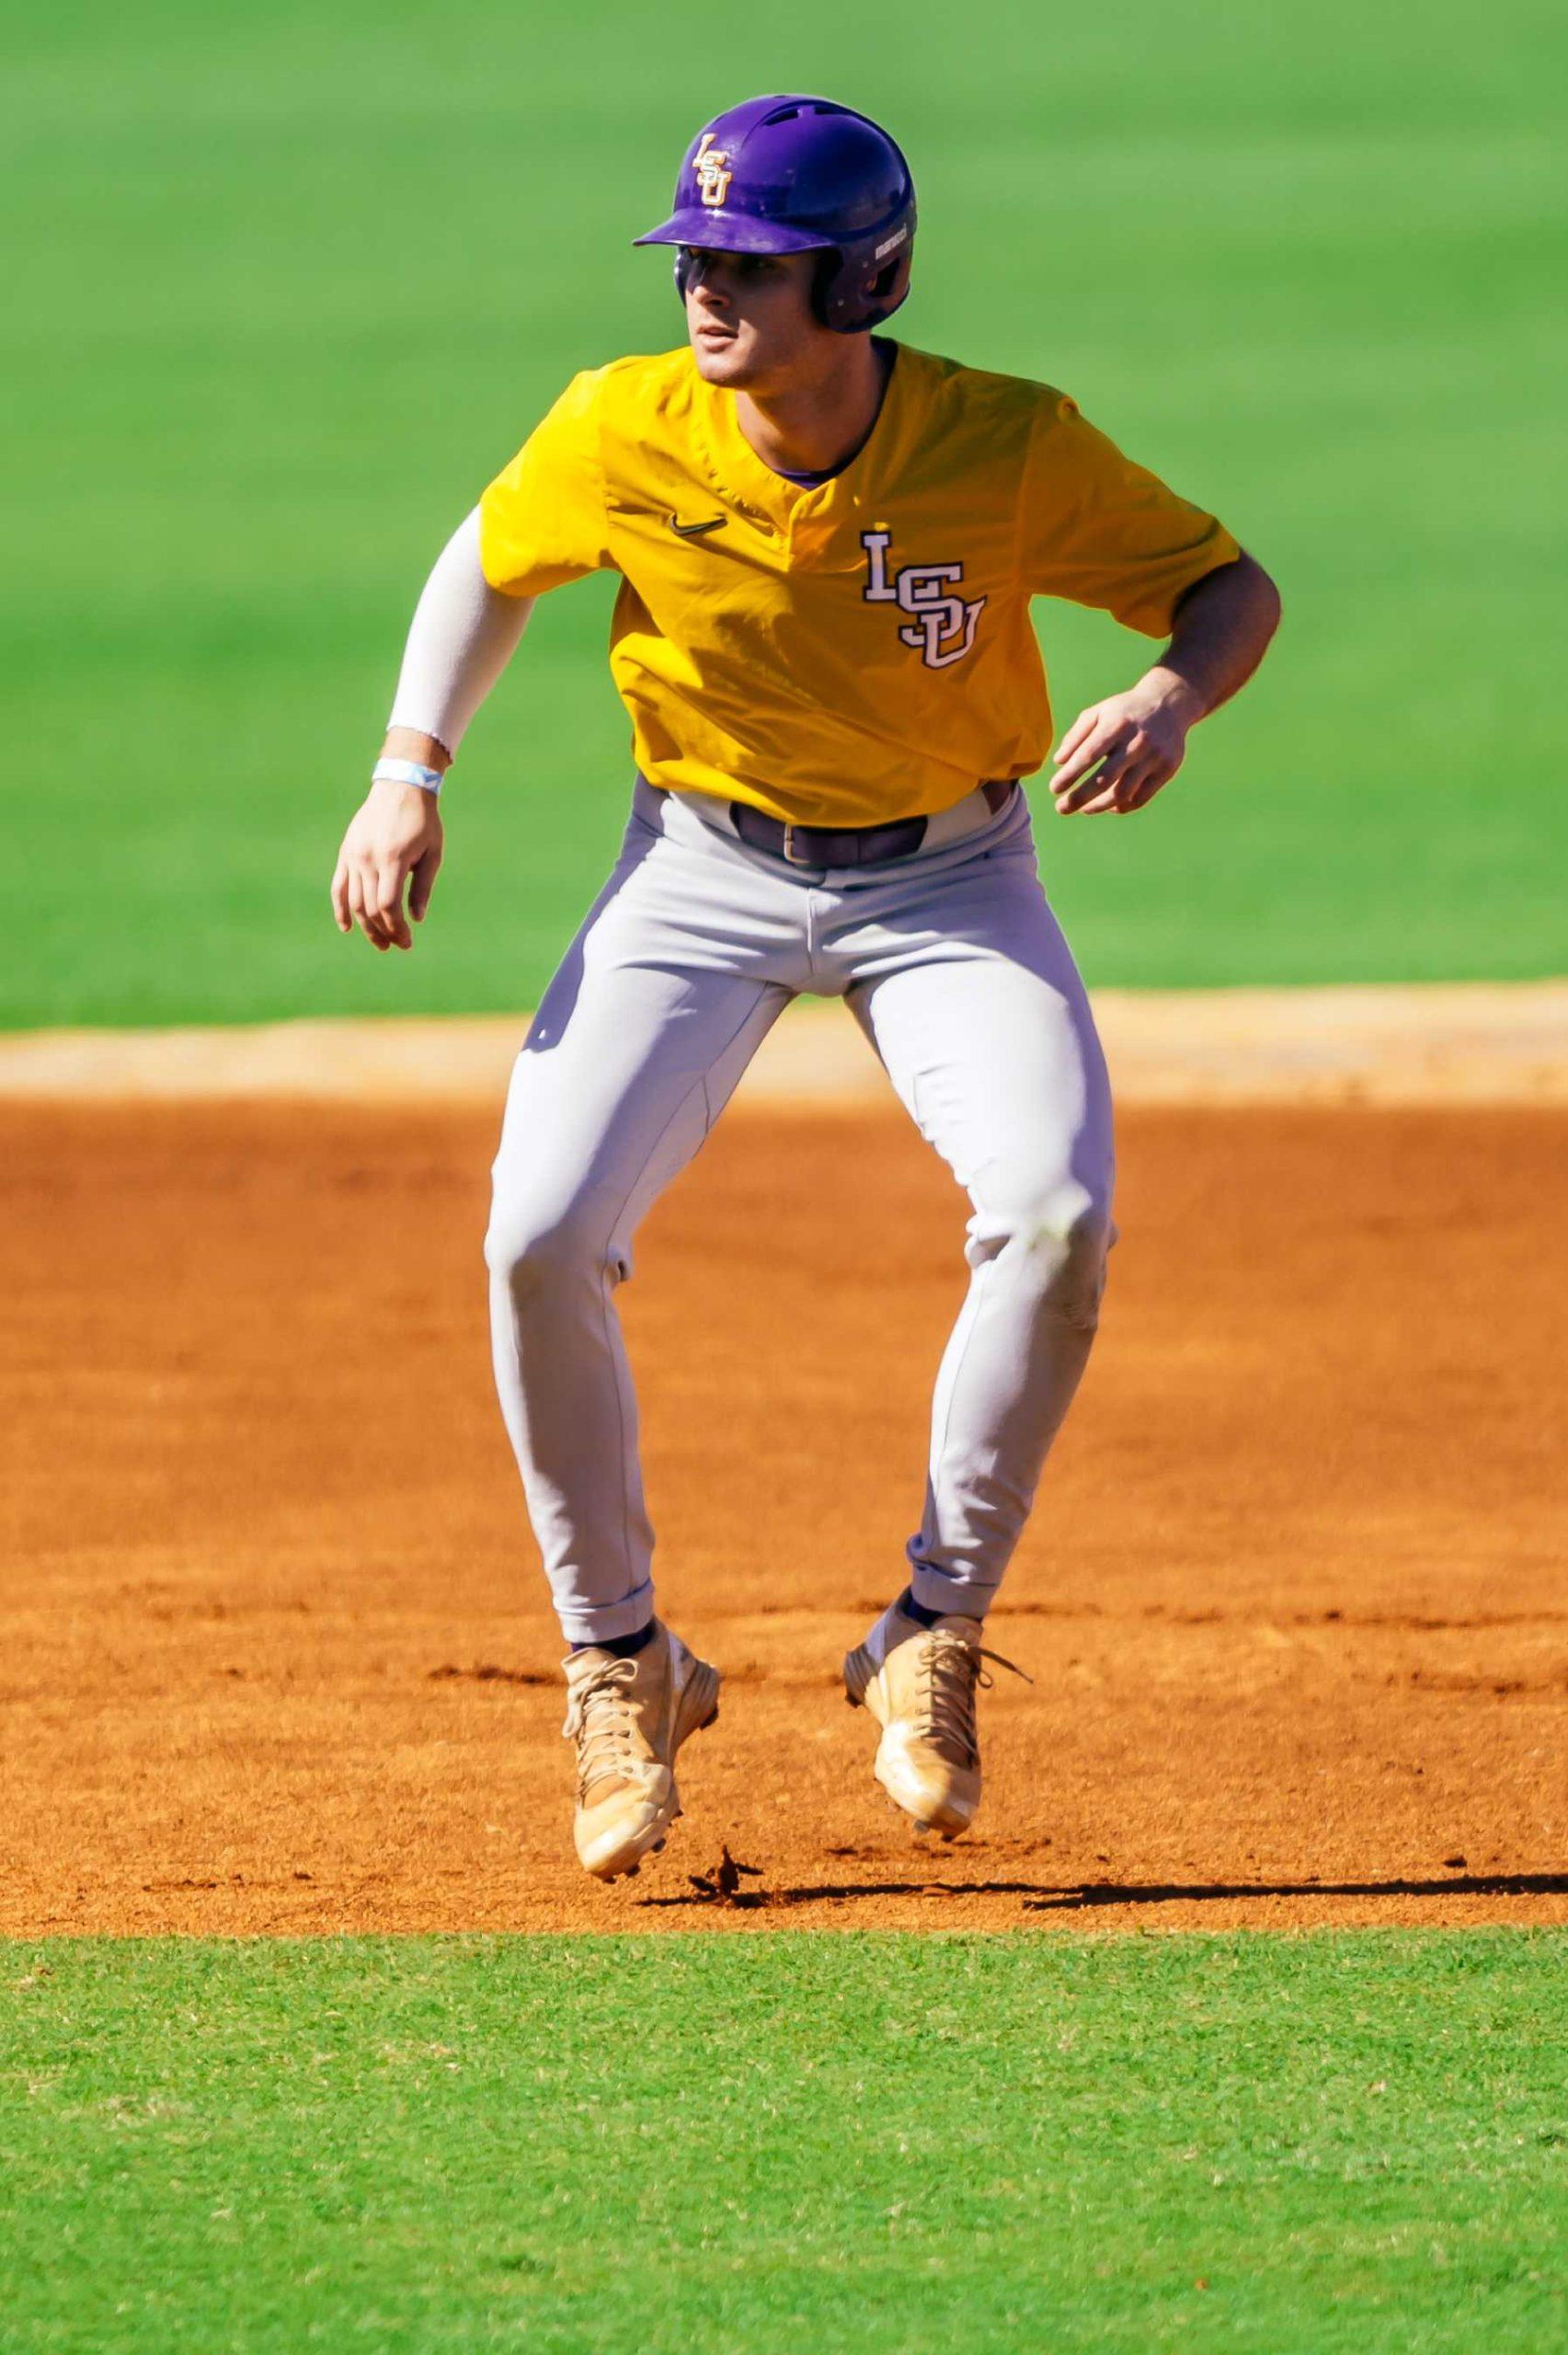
[
  {"left": 3, "top": 1933, "right": 1565, "bottom": 2351},
  {"left": 8, "top": 0, "right": 1564, "bottom": 1027}
]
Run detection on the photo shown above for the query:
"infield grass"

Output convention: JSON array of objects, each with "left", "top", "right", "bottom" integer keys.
[
  {"left": 4, "top": 1931, "right": 1566, "bottom": 2351},
  {"left": 7, "top": 0, "right": 1566, "bottom": 1026}
]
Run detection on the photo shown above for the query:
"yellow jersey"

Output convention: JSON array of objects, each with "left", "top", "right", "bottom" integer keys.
[{"left": 479, "top": 341, "right": 1239, "bottom": 828}]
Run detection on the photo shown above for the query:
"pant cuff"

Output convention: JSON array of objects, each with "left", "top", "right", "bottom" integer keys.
[
  {"left": 906, "top": 1553, "right": 1000, "bottom": 1622},
  {"left": 555, "top": 1579, "right": 656, "bottom": 1648}
]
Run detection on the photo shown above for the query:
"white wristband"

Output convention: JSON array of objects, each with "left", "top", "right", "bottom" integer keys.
[{"left": 372, "top": 757, "right": 444, "bottom": 796}]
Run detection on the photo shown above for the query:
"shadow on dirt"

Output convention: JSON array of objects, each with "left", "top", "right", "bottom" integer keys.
[
  {"left": 1019, "top": 1870, "right": 1568, "bottom": 1912},
  {"left": 642, "top": 1868, "right": 1568, "bottom": 1913}
]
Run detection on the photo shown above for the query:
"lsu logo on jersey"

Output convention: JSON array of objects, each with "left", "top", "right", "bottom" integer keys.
[
  {"left": 861, "top": 529, "right": 986, "bottom": 671},
  {"left": 693, "top": 133, "right": 733, "bottom": 208}
]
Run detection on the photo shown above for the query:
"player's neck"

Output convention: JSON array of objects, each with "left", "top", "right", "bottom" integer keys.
[{"left": 733, "top": 337, "right": 888, "bottom": 477}]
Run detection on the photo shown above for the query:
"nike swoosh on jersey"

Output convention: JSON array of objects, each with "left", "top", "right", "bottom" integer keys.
[{"left": 668, "top": 514, "right": 727, "bottom": 537}]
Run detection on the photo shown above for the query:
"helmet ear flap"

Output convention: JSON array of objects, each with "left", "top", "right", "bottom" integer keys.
[
  {"left": 808, "top": 223, "right": 914, "bottom": 333},
  {"left": 673, "top": 247, "right": 692, "bottom": 303},
  {"left": 808, "top": 247, "right": 840, "bottom": 326}
]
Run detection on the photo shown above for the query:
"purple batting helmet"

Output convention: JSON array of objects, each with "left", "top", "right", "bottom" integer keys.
[{"left": 634, "top": 94, "right": 916, "bottom": 334}]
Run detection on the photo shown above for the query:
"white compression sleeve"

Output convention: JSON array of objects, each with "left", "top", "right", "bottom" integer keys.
[{"left": 385, "top": 507, "right": 534, "bottom": 756}]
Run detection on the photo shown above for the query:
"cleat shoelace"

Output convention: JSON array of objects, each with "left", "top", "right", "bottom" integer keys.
[
  {"left": 563, "top": 1657, "right": 641, "bottom": 1801},
  {"left": 914, "top": 1627, "right": 1032, "bottom": 1769}
]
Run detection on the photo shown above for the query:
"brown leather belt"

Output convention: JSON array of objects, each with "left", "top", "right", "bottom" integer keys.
[{"left": 727, "top": 779, "right": 1014, "bottom": 869}]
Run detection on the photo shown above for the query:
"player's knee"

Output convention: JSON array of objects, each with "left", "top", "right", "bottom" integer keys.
[
  {"left": 1048, "top": 1207, "right": 1113, "bottom": 1331},
  {"left": 995, "top": 1185, "right": 1114, "bottom": 1332},
  {"left": 485, "top": 1194, "right": 612, "bottom": 1300}
]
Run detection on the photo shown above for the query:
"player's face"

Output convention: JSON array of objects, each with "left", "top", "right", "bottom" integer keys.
[{"left": 680, "top": 248, "right": 830, "bottom": 388}]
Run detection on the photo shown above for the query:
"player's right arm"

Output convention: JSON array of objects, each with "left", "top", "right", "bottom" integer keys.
[
  {"left": 334, "top": 368, "right": 612, "bottom": 952},
  {"left": 332, "top": 507, "right": 537, "bottom": 952}
]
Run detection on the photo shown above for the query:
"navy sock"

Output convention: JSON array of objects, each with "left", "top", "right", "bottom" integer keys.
[
  {"left": 898, "top": 1586, "right": 944, "bottom": 1628},
  {"left": 570, "top": 1620, "right": 657, "bottom": 1659}
]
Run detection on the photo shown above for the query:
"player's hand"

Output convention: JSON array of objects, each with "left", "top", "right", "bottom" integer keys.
[
  {"left": 1050, "top": 672, "right": 1206, "bottom": 816},
  {"left": 330, "top": 780, "right": 444, "bottom": 952}
]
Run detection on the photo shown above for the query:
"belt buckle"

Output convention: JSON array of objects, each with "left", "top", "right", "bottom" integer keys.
[{"left": 780, "top": 822, "right": 814, "bottom": 868}]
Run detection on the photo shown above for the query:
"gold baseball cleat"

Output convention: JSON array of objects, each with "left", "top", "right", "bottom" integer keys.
[
  {"left": 843, "top": 1602, "right": 1028, "bottom": 1837},
  {"left": 562, "top": 1622, "right": 721, "bottom": 1879}
]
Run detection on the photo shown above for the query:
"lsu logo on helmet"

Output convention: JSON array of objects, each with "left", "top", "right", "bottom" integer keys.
[
  {"left": 693, "top": 133, "right": 733, "bottom": 208},
  {"left": 862, "top": 529, "right": 986, "bottom": 671}
]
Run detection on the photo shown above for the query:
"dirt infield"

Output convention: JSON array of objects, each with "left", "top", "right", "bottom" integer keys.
[
  {"left": 5, "top": 982, "right": 1566, "bottom": 1106},
  {"left": 2, "top": 1097, "right": 1563, "bottom": 1936}
]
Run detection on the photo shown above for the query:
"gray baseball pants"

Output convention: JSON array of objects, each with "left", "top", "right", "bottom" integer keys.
[{"left": 486, "top": 774, "right": 1115, "bottom": 1645}]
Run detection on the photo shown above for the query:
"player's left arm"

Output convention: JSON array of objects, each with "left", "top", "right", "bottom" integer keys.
[{"left": 1051, "top": 551, "right": 1282, "bottom": 816}]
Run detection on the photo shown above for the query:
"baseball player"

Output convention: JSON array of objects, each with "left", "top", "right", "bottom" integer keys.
[{"left": 331, "top": 95, "right": 1279, "bottom": 1881}]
